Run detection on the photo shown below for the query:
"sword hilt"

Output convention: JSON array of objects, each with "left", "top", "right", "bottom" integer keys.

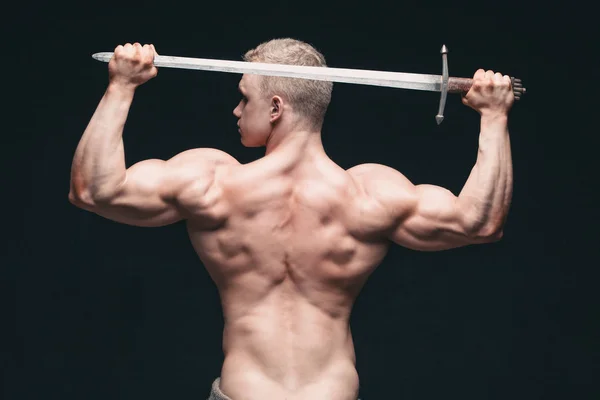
[
  {"left": 448, "top": 77, "right": 527, "bottom": 100},
  {"left": 434, "top": 45, "right": 526, "bottom": 124}
]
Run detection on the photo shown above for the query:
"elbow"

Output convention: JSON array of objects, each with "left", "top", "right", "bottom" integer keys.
[
  {"left": 68, "top": 187, "right": 98, "bottom": 210},
  {"left": 69, "top": 179, "right": 123, "bottom": 209},
  {"left": 68, "top": 168, "right": 125, "bottom": 210},
  {"left": 69, "top": 173, "right": 96, "bottom": 209},
  {"left": 463, "top": 215, "right": 504, "bottom": 243},
  {"left": 470, "top": 224, "right": 504, "bottom": 243},
  {"left": 484, "top": 227, "right": 504, "bottom": 242}
]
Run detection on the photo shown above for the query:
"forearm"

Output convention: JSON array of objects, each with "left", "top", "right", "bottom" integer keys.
[
  {"left": 458, "top": 114, "right": 513, "bottom": 236},
  {"left": 70, "top": 84, "right": 135, "bottom": 203}
]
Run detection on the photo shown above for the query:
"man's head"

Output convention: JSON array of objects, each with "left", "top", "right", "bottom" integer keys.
[{"left": 233, "top": 38, "right": 333, "bottom": 147}]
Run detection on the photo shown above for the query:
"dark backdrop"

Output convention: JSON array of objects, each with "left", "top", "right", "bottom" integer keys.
[{"left": 3, "top": 4, "right": 597, "bottom": 400}]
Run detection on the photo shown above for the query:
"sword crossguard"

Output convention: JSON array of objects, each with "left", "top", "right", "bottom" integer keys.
[{"left": 435, "top": 45, "right": 449, "bottom": 125}]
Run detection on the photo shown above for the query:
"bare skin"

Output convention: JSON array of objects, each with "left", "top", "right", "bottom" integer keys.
[{"left": 69, "top": 43, "right": 513, "bottom": 400}]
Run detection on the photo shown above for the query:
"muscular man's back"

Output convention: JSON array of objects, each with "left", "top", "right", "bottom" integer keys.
[
  {"left": 70, "top": 39, "right": 512, "bottom": 400},
  {"left": 186, "top": 151, "right": 389, "bottom": 400}
]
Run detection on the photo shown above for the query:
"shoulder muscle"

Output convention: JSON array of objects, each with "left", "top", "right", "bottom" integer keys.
[
  {"left": 348, "top": 163, "right": 416, "bottom": 208},
  {"left": 346, "top": 163, "right": 418, "bottom": 237}
]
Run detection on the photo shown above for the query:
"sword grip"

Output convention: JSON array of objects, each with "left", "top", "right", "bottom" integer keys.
[
  {"left": 447, "top": 77, "right": 473, "bottom": 94},
  {"left": 448, "top": 77, "right": 526, "bottom": 100}
]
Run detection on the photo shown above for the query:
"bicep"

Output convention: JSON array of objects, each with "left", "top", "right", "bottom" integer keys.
[
  {"left": 352, "top": 164, "right": 488, "bottom": 252},
  {"left": 390, "top": 184, "right": 480, "bottom": 251},
  {"left": 90, "top": 159, "right": 185, "bottom": 227},
  {"left": 88, "top": 148, "right": 238, "bottom": 227}
]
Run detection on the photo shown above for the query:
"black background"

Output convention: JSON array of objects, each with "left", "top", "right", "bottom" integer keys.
[{"left": 3, "top": 3, "right": 597, "bottom": 400}]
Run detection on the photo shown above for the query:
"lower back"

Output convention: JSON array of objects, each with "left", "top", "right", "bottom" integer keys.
[{"left": 218, "top": 294, "right": 360, "bottom": 399}]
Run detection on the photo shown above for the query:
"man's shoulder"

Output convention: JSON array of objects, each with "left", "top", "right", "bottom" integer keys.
[
  {"left": 162, "top": 148, "right": 241, "bottom": 192},
  {"left": 168, "top": 148, "right": 240, "bottom": 166},
  {"left": 346, "top": 163, "right": 412, "bottom": 184},
  {"left": 345, "top": 163, "right": 416, "bottom": 207}
]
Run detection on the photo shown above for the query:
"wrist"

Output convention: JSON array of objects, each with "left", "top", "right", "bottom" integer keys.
[
  {"left": 480, "top": 112, "right": 508, "bottom": 128},
  {"left": 106, "top": 82, "right": 137, "bottom": 98}
]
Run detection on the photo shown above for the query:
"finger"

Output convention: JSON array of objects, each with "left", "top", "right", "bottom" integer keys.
[
  {"left": 473, "top": 69, "right": 486, "bottom": 80},
  {"left": 150, "top": 44, "right": 158, "bottom": 56},
  {"left": 133, "top": 42, "right": 142, "bottom": 56},
  {"left": 494, "top": 72, "right": 503, "bottom": 82},
  {"left": 123, "top": 43, "right": 133, "bottom": 57},
  {"left": 484, "top": 70, "right": 495, "bottom": 79},
  {"left": 142, "top": 44, "right": 154, "bottom": 62}
]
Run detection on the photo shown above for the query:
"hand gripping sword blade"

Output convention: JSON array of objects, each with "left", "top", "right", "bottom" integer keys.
[{"left": 92, "top": 45, "right": 526, "bottom": 124}]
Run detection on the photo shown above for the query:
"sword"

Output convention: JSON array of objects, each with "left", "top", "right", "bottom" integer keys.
[{"left": 92, "top": 45, "right": 526, "bottom": 125}]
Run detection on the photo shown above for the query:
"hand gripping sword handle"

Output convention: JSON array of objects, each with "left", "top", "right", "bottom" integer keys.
[
  {"left": 435, "top": 45, "right": 526, "bottom": 125},
  {"left": 448, "top": 77, "right": 527, "bottom": 100}
]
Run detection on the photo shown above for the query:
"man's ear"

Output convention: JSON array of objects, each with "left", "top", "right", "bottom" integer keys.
[{"left": 270, "top": 96, "right": 283, "bottom": 123}]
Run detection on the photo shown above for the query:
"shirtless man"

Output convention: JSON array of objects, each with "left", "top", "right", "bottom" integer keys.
[{"left": 69, "top": 39, "right": 513, "bottom": 400}]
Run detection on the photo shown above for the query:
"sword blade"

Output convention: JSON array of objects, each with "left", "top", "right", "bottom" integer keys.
[{"left": 92, "top": 52, "right": 443, "bottom": 92}]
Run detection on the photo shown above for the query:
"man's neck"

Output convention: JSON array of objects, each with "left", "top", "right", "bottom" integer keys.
[{"left": 264, "top": 128, "right": 326, "bottom": 163}]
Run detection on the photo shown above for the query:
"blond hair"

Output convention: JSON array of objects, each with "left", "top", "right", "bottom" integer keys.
[{"left": 243, "top": 38, "right": 333, "bottom": 130}]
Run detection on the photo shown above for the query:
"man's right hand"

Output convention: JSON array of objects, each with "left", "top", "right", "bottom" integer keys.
[
  {"left": 108, "top": 43, "right": 158, "bottom": 89},
  {"left": 461, "top": 69, "right": 514, "bottom": 118}
]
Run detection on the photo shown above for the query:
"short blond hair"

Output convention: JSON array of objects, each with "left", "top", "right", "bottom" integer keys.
[{"left": 243, "top": 38, "right": 333, "bottom": 130}]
